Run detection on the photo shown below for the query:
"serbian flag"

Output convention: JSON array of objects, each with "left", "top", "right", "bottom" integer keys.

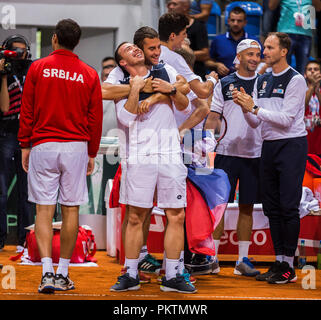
[
  {"left": 185, "top": 166, "right": 231, "bottom": 256},
  {"left": 109, "top": 164, "right": 122, "bottom": 208}
]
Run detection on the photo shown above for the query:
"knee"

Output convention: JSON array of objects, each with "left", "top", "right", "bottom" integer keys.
[
  {"left": 166, "top": 208, "right": 185, "bottom": 225},
  {"left": 127, "top": 206, "right": 148, "bottom": 227}
]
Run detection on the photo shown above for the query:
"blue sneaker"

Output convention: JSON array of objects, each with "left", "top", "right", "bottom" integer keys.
[
  {"left": 160, "top": 273, "right": 197, "bottom": 294},
  {"left": 110, "top": 273, "right": 140, "bottom": 292},
  {"left": 234, "top": 257, "right": 260, "bottom": 277}
]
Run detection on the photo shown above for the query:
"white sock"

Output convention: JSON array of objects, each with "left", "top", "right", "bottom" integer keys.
[
  {"left": 165, "top": 258, "right": 179, "bottom": 280},
  {"left": 178, "top": 251, "right": 184, "bottom": 275},
  {"left": 162, "top": 251, "right": 166, "bottom": 270},
  {"left": 238, "top": 241, "right": 251, "bottom": 263},
  {"left": 276, "top": 255, "right": 283, "bottom": 263},
  {"left": 56, "top": 258, "right": 70, "bottom": 278},
  {"left": 138, "top": 245, "right": 148, "bottom": 263},
  {"left": 213, "top": 239, "right": 220, "bottom": 261},
  {"left": 283, "top": 255, "right": 294, "bottom": 268},
  {"left": 125, "top": 258, "right": 139, "bottom": 278},
  {"left": 41, "top": 257, "right": 55, "bottom": 276}
]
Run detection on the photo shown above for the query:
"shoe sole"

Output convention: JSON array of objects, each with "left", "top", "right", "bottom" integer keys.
[
  {"left": 54, "top": 285, "right": 75, "bottom": 291},
  {"left": 160, "top": 285, "right": 197, "bottom": 294},
  {"left": 268, "top": 276, "right": 297, "bottom": 284},
  {"left": 234, "top": 268, "right": 260, "bottom": 277},
  {"left": 211, "top": 266, "right": 220, "bottom": 274},
  {"left": 110, "top": 285, "right": 141, "bottom": 292},
  {"left": 139, "top": 280, "right": 151, "bottom": 284},
  {"left": 38, "top": 285, "right": 55, "bottom": 294}
]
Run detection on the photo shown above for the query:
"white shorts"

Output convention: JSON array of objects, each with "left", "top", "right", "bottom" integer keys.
[
  {"left": 125, "top": 154, "right": 187, "bottom": 209},
  {"left": 119, "top": 158, "right": 128, "bottom": 205},
  {"left": 28, "top": 141, "right": 89, "bottom": 206}
]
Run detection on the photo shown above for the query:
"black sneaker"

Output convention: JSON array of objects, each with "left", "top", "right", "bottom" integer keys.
[
  {"left": 185, "top": 254, "right": 213, "bottom": 275},
  {"left": 54, "top": 274, "right": 75, "bottom": 291},
  {"left": 160, "top": 274, "right": 197, "bottom": 294},
  {"left": 256, "top": 260, "right": 281, "bottom": 281},
  {"left": 138, "top": 254, "right": 161, "bottom": 274},
  {"left": 110, "top": 273, "right": 140, "bottom": 292},
  {"left": 38, "top": 272, "right": 55, "bottom": 294},
  {"left": 268, "top": 262, "right": 297, "bottom": 284}
]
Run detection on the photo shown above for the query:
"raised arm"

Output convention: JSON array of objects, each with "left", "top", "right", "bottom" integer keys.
[{"left": 179, "top": 97, "right": 210, "bottom": 133}]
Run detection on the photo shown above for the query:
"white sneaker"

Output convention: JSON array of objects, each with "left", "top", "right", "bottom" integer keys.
[{"left": 16, "top": 245, "right": 24, "bottom": 253}]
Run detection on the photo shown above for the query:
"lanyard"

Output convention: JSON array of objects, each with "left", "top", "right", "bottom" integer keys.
[{"left": 13, "top": 75, "right": 25, "bottom": 93}]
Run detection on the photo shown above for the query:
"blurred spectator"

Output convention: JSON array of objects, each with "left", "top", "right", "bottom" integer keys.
[
  {"left": 101, "top": 56, "right": 116, "bottom": 82},
  {"left": 304, "top": 60, "right": 321, "bottom": 155},
  {"left": 167, "top": 0, "right": 210, "bottom": 80},
  {"left": 101, "top": 57, "right": 117, "bottom": 137},
  {"left": 207, "top": 6, "right": 261, "bottom": 77},
  {"left": 262, "top": 0, "right": 280, "bottom": 43},
  {"left": 189, "top": 0, "right": 213, "bottom": 22},
  {"left": 269, "top": 0, "right": 321, "bottom": 75}
]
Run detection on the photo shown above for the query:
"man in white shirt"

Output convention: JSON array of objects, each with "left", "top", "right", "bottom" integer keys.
[
  {"left": 233, "top": 32, "right": 308, "bottom": 284},
  {"left": 204, "top": 39, "right": 262, "bottom": 277},
  {"left": 158, "top": 12, "right": 217, "bottom": 99},
  {"left": 109, "top": 42, "right": 197, "bottom": 294}
]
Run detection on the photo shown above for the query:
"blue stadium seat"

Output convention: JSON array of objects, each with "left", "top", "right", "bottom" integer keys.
[
  {"left": 207, "top": 1, "right": 221, "bottom": 41},
  {"left": 224, "top": 1, "right": 263, "bottom": 36}
]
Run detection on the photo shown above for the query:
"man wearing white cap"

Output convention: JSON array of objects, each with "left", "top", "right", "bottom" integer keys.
[{"left": 204, "top": 39, "right": 262, "bottom": 277}]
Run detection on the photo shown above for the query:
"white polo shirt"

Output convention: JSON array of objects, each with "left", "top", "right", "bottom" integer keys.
[{"left": 211, "top": 72, "right": 262, "bottom": 158}]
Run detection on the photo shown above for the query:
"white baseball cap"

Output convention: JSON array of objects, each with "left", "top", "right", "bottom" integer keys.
[{"left": 233, "top": 39, "right": 261, "bottom": 65}]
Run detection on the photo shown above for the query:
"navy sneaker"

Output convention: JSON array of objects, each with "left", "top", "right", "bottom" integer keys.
[
  {"left": 38, "top": 272, "right": 55, "bottom": 294},
  {"left": 138, "top": 254, "right": 161, "bottom": 274},
  {"left": 160, "top": 274, "right": 197, "bottom": 294},
  {"left": 268, "top": 262, "right": 297, "bottom": 284},
  {"left": 110, "top": 273, "right": 140, "bottom": 292}
]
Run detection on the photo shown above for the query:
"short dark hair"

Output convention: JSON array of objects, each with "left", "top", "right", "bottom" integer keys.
[
  {"left": 54, "top": 19, "right": 81, "bottom": 51},
  {"left": 175, "top": 47, "right": 195, "bottom": 69},
  {"left": 305, "top": 59, "right": 321, "bottom": 72},
  {"left": 114, "top": 42, "right": 129, "bottom": 67},
  {"left": 229, "top": 6, "right": 247, "bottom": 19},
  {"left": 267, "top": 32, "right": 291, "bottom": 54},
  {"left": 158, "top": 13, "right": 189, "bottom": 42},
  {"left": 102, "top": 56, "right": 115, "bottom": 64},
  {"left": 134, "top": 26, "right": 159, "bottom": 50}
]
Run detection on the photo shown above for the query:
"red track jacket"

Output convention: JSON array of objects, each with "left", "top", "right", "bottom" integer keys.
[{"left": 18, "top": 49, "right": 102, "bottom": 158}]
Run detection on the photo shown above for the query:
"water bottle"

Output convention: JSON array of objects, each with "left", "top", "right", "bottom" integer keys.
[
  {"left": 298, "top": 239, "right": 307, "bottom": 269},
  {"left": 317, "top": 240, "right": 321, "bottom": 270}
]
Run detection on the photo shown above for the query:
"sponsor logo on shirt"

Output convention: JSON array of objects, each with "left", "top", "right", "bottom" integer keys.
[
  {"left": 43, "top": 68, "right": 84, "bottom": 83},
  {"left": 273, "top": 88, "right": 284, "bottom": 94}
]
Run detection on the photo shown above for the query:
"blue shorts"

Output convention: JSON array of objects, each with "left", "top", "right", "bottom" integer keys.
[{"left": 214, "top": 154, "right": 261, "bottom": 204}]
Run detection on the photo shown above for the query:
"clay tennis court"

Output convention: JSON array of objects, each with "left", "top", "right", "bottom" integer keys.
[{"left": 0, "top": 246, "right": 320, "bottom": 300}]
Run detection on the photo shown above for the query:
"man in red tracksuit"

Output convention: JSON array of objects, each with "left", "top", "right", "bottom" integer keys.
[{"left": 18, "top": 19, "right": 102, "bottom": 294}]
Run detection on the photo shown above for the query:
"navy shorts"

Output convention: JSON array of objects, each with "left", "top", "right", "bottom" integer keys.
[{"left": 214, "top": 154, "right": 261, "bottom": 204}]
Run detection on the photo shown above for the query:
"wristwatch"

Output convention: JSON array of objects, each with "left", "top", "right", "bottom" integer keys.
[
  {"left": 252, "top": 105, "right": 259, "bottom": 114},
  {"left": 169, "top": 86, "right": 177, "bottom": 96}
]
